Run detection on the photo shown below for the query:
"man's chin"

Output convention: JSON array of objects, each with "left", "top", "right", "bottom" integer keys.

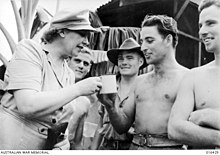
[
  {"left": 75, "top": 74, "right": 84, "bottom": 81},
  {"left": 120, "top": 71, "right": 132, "bottom": 76},
  {"left": 205, "top": 47, "right": 215, "bottom": 53}
]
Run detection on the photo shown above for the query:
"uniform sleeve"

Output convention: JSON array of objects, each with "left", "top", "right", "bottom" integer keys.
[{"left": 5, "top": 39, "right": 43, "bottom": 92}]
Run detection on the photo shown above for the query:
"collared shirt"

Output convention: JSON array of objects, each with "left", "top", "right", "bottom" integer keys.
[{"left": 1, "top": 39, "right": 75, "bottom": 127}]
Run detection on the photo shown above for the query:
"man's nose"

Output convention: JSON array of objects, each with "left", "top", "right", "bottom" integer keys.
[
  {"left": 121, "top": 59, "right": 129, "bottom": 65},
  {"left": 199, "top": 25, "right": 208, "bottom": 38},
  {"left": 141, "top": 42, "right": 148, "bottom": 52},
  {"left": 141, "top": 48, "right": 148, "bottom": 56},
  {"left": 78, "top": 61, "right": 84, "bottom": 68}
]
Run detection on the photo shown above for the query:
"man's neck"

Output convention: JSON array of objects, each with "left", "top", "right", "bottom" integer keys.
[
  {"left": 153, "top": 54, "right": 179, "bottom": 76},
  {"left": 120, "top": 74, "right": 137, "bottom": 86},
  {"left": 118, "top": 74, "right": 138, "bottom": 99},
  {"left": 214, "top": 52, "right": 220, "bottom": 66}
]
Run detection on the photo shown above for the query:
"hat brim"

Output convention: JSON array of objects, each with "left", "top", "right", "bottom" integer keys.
[
  {"left": 107, "top": 47, "right": 148, "bottom": 69},
  {"left": 67, "top": 25, "right": 98, "bottom": 32}
]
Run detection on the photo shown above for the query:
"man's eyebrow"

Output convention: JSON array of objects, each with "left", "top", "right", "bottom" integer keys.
[
  {"left": 145, "top": 36, "right": 154, "bottom": 39},
  {"left": 126, "top": 55, "right": 134, "bottom": 58},
  {"left": 73, "top": 58, "right": 81, "bottom": 61},
  {"left": 141, "top": 36, "right": 154, "bottom": 40},
  {"left": 206, "top": 19, "right": 217, "bottom": 23}
]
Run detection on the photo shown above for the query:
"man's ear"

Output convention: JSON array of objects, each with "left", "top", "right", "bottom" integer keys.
[
  {"left": 165, "top": 34, "right": 173, "bottom": 46},
  {"left": 139, "top": 57, "right": 144, "bottom": 68},
  {"left": 59, "top": 30, "right": 65, "bottom": 38}
]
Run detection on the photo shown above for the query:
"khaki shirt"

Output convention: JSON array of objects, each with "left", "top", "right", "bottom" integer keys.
[{"left": 1, "top": 39, "right": 75, "bottom": 127}]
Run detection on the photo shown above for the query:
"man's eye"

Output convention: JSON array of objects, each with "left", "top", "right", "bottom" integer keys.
[
  {"left": 147, "top": 39, "right": 154, "bottom": 43},
  {"left": 207, "top": 22, "right": 214, "bottom": 26},
  {"left": 118, "top": 58, "right": 123, "bottom": 61},
  {"left": 118, "top": 56, "right": 123, "bottom": 61},
  {"left": 83, "top": 62, "right": 90, "bottom": 67},
  {"left": 73, "top": 59, "right": 81, "bottom": 63}
]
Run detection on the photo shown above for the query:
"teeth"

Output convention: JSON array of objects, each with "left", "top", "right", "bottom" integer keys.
[
  {"left": 203, "top": 37, "right": 213, "bottom": 41},
  {"left": 204, "top": 38, "right": 212, "bottom": 42}
]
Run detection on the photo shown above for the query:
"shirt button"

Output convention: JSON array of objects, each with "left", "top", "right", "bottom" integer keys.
[
  {"left": 52, "top": 118, "right": 57, "bottom": 124},
  {"left": 59, "top": 107, "right": 63, "bottom": 111}
]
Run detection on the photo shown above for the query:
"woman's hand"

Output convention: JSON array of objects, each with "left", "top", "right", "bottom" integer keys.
[{"left": 76, "top": 77, "right": 102, "bottom": 96}]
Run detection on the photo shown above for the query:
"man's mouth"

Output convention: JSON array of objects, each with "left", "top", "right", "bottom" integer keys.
[
  {"left": 145, "top": 54, "right": 151, "bottom": 59},
  {"left": 120, "top": 67, "right": 130, "bottom": 70},
  {"left": 203, "top": 37, "right": 214, "bottom": 43},
  {"left": 75, "top": 70, "right": 83, "bottom": 74}
]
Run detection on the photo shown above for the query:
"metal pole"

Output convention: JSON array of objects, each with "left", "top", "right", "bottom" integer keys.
[{"left": 198, "top": 41, "right": 202, "bottom": 67}]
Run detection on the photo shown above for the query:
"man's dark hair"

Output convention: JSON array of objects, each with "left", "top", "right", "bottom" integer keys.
[{"left": 141, "top": 15, "right": 178, "bottom": 48}]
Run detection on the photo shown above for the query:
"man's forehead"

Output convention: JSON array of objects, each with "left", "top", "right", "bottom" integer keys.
[
  {"left": 140, "top": 26, "right": 159, "bottom": 38},
  {"left": 73, "top": 52, "right": 92, "bottom": 62},
  {"left": 199, "top": 5, "right": 220, "bottom": 22},
  {"left": 118, "top": 51, "right": 139, "bottom": 56}
]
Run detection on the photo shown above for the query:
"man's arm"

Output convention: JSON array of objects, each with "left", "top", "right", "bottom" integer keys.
[
  {"left": 168, "top": 71, "right": 220, "bottom": 147},
  {"left": 90, "top": 104, "right": 105, "bottom": 150},
  {"left": 189, "top": 108, "right": 220, "bottom": 130},
  {"left": 98, "top": 86, "right": 136, "bottom": 134}
]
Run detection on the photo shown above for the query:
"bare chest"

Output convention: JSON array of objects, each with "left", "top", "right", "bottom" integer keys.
[
  {"left": 195, "top": 73, "right": 220, "bottom": 109},
  {"left": 135, "top": 76, "right": 181, "bottom": 107}
]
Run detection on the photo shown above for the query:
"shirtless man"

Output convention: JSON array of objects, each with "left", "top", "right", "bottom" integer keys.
[
  {"left": 98, "top": 15, "right": 189, "bottom": 149},
  {"left": 168, "top": 0, "right": 220, "bottom": 149}
]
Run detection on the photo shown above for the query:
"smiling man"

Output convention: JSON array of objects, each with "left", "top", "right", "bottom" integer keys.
[
  {"left": 95, "top": 37, "right": 147, "bottom": 150},
  {"left": 168, "top": 0, "right": 220, "bottom": 149},
  {"left": 68, "top": 47, "right": 93, "bottom": 82},
  {"left": 66, "top": 47, "right": 94, "bottom": 149},
  {"left": 98, "top": 15, "right": 189, "bottom": 150}
]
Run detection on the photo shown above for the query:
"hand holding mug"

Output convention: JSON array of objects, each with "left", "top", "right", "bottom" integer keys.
[
  {"left": 76, "top": 77, "right": 102, "bottom": 96},
  {"left": 97, "top": 74, "right": 117, "bottom": 108}
]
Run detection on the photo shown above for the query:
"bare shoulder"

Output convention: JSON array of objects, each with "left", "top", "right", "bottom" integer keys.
[
  {"left": 136, "top": 72, "right": 152, "bottom": 83},
  {"left": 178, "top": 62, "right": 214, "bottom": 84},
  {"left": 134, "top": 72, "right": 152, "bottom": 89},
  {"left": 137, "top": 72, "right": 150, "bottom": 80},
  {"left": 176, "top": 64, "right": 190, "bottom": 75},
  {"left": 193, "top": 61, "right": 214, "bottom": 71},
  {"left": 187, "top": 61, "right": 214, "bottom": 77}
]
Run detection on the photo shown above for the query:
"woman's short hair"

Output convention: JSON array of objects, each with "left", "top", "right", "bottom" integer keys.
[{"left": 41, "top": 28, "right": 91, "bottom": 44}]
